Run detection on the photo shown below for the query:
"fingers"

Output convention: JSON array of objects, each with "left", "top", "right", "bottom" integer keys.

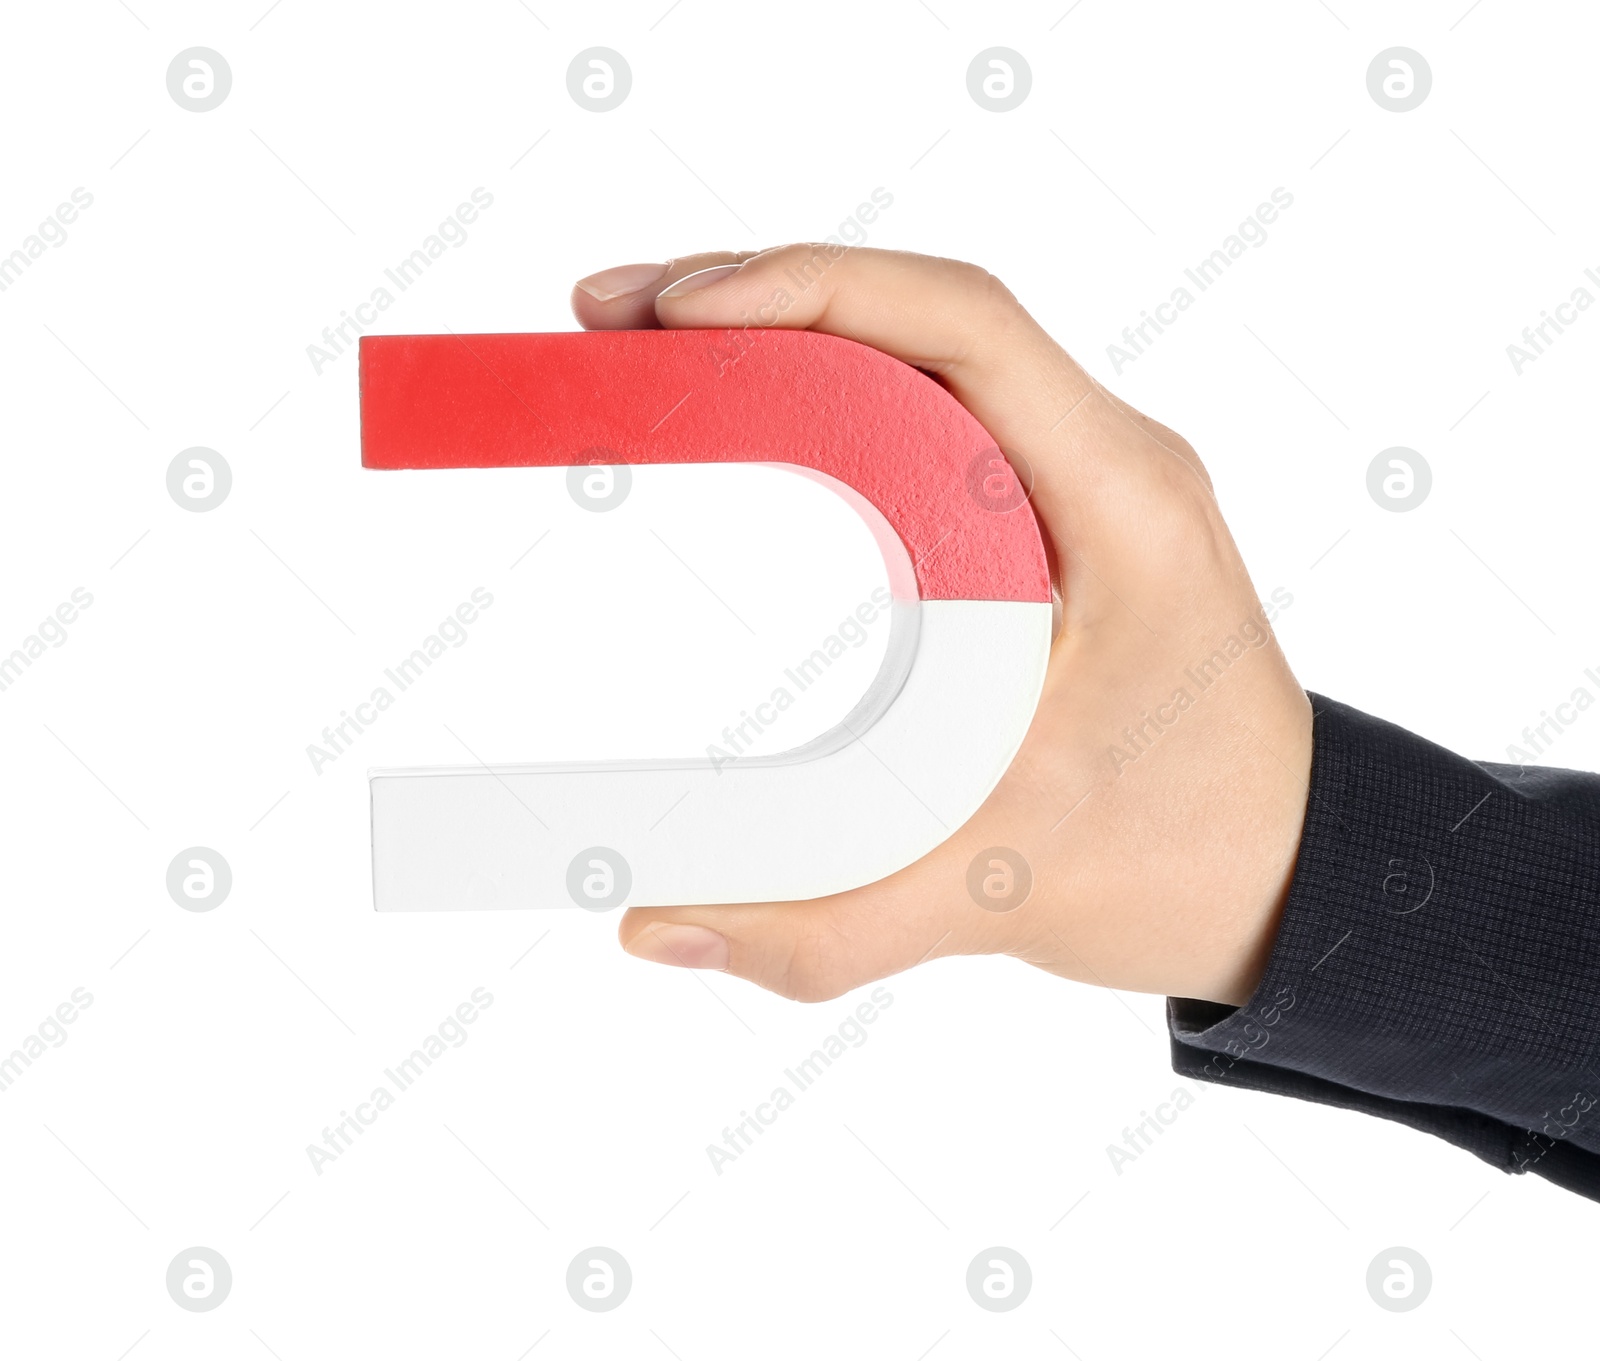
[
  {"left": 571, "top": 250, "right": 767, "bottom": 331},
  {"left": 571, "top": 246, "right": 1220, "bottom": 572},
  {"left": 655, "top": 248, "right": 1099, "bottom": 506},
  {"left": 573, "top": 248, "right": 1111, "bottom": 506},
  {"left": 637, "top": 246, "right": 1207, "bottom": 564}
]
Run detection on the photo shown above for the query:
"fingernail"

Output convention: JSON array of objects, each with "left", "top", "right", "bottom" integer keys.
[
  {"left": 575, "top": 261, "right": 670, "bottom": 301},
  {"left": 657, "top": 263, "right": 743, "bottom": 299},
  {"left": 625, "top": 924, "right": 729, "bottom": 970}
]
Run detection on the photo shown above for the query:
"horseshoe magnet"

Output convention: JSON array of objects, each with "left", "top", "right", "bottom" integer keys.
[{"left": 359, "top": 328, "right": 1052, "bottom": 910}]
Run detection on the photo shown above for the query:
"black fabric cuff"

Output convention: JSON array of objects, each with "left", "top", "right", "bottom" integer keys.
[{"left": 1168, "top": 692, "right": 1600, "bottom": 1198}]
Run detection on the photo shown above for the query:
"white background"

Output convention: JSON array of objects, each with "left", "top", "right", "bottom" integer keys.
[{"left": 2, "top": 0, "right": 1597, "bottom": 1356}]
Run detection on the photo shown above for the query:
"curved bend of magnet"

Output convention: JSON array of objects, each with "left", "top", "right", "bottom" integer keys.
[{"left": 358, "top": 329, "right": 1053, "bottom": 911}]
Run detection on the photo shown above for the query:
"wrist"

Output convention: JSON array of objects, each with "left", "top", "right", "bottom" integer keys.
[{"left": 1187, "top": 689, "right": 1314, "bottom": 1007}]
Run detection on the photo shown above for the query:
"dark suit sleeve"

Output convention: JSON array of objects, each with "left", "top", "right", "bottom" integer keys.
[{"left": 1168, "top": 692, "right": 1600, "bottom": 1201}]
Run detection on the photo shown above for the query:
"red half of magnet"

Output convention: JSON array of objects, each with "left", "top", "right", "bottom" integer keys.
[{"left": 359, "top": 328, "right": 1051, "bottom": 604}]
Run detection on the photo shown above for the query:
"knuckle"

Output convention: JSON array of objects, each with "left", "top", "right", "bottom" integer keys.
[
  {"left": 951, "top": 260, "right": 1022, "bottom": 319},
  {"left": 978, "top": 267, "right": 1022, "bottom": 313},
  {"left": 776, "top": 963, "right": 847, "bottom": 1005},
  {"left": 1142, "top": 421, "right": 1214, "bottom": 491},
  {"left": 787, "top": 976, "right": 848, "bottom": 1005},
  {"left": 1140, "top": 455, "right": 1228, "bottom": 572},
  {"left": 929, "top": 261, "right": 1027, "bottom": 368},
  {"left": 773, "top": 916, "right": 853, "bottom": 1004}
]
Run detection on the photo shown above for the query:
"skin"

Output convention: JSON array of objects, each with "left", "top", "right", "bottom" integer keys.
[{"left": 571, "top": 245, "right": 1314, "bottom": 1009}]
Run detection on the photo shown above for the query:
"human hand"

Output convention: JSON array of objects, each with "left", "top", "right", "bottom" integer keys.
[{"left": 571, "top": 246, "right": 1313, "bottom": 1008}]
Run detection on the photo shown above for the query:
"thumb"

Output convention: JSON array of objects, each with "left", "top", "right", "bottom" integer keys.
[{"left": 617, "top": 851, "right": 988, "bottom": 1002}]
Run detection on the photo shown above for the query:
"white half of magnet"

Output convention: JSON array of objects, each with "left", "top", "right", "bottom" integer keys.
[{"left": 370, "top": 596, "right": 1052, "bottom": 910}]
